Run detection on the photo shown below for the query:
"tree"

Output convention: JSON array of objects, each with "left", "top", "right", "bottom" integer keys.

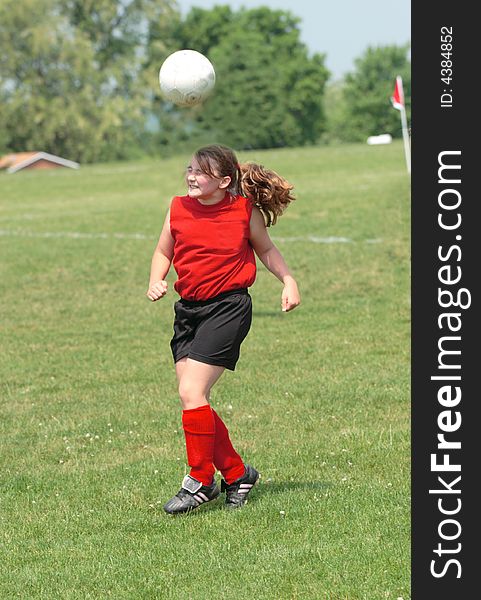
[
  {"left": 0, "top": 2, "right": 331, "bottom": 160},
  {"left": 167, "top": 5, "right": 235, "bottom": 58},
  {"left": 0, "top": 0, "right": 177, "bottom": 162},
  {"left": 327, "top": 44, "right": 410, "bottom": 143},
  {"left": 150, "top": 6, "right": 330, "bottom": 150}
]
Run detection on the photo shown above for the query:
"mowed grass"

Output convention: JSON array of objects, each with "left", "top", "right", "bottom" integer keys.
[{"left": 0, "top": 142, "right": 410, "bottom": 599}]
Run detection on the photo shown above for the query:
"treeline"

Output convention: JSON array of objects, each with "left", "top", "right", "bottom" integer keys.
[{"left": 0, "top": 0, "right": 410, "bottom": 163}]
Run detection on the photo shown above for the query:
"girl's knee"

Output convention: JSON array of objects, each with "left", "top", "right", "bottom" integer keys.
[{"left": 178, "top": 380, "right": 208, "bottom": 409}]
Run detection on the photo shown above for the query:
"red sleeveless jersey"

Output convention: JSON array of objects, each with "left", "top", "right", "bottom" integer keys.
[{"left": 169, "top": 193, "right": 257, "bottom": 301}]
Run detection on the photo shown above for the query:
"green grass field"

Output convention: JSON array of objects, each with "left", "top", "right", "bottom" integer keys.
[{"left": 0, "top": 142, "right": 410, "bottom": 599}]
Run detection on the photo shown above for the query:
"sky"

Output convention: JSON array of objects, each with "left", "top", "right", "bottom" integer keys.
[{"left": 175, "top": 0, "right": 411, "bottom": 80}]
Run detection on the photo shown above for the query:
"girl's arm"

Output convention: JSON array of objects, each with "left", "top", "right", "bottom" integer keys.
[
  {"left": 146, "top": 210, "right": 174, "bottom": 302},
  {"left": 249, "top": 207, "right": 300, "bottom": 312}
]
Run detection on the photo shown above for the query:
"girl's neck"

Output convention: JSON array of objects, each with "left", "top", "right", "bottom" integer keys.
[{"left": 196, "top": 190, "right": 228, "bottom": 206}]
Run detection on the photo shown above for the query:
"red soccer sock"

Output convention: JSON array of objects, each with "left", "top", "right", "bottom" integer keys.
[
  {"left": 182, "top": 404, "right": 216, "bottom": 486},
  {"left": 211, "top": 409, "right": 245, "bottom": 484}
]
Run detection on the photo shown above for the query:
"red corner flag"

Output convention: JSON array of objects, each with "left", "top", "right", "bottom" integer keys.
[{"left": 391, "top": 76, "right": 405, "bottom": 110}]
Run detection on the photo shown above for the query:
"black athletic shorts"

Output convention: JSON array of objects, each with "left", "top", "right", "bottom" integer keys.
[{"left": 170, "top": 289, "right": 252, "bottom": 371}]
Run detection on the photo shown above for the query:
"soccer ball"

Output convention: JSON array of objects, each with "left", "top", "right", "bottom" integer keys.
[{"left": 158, "top": 50, "right": 216, "bottom": 107}]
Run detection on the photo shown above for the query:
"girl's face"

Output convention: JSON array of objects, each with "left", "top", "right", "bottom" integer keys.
[{"left": 185, "top": 157, "right": 230, "bottom": 202}]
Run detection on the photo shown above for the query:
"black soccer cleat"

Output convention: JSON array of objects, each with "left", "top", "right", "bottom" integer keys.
[
  {"left": 221, "top": 464, "right": 259, "bottom": 509},
  {"left": 163, "top": 475, "right": 220, "bottom": 515}
]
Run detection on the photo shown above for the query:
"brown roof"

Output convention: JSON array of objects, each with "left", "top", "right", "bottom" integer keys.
[
  {"left": 0, "top": 152, "right": 38, "bottom": 169},
  {"left": 0, "top": 152, "right": 80, "bottom": 173}
]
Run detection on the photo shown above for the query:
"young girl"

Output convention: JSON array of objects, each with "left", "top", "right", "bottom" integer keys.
[{"left": 147, "top": 144, "right": 300, "bottom": 514}]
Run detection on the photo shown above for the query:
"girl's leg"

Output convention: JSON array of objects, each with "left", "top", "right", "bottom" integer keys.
[
  {"left": 175, "top": 357, "right": 188, "bottom": 386},
  {"left": 176, "top": 357, "right": 224, "bottom": 409},
  {"left": 176, "top": 358, "right": 224, "bottom": 485},
  {"left": 211, "top": 409, "right": 245, "bottom": 483},
  {"left": 175, "top": 357, "right": 244, "bottom": 484}
]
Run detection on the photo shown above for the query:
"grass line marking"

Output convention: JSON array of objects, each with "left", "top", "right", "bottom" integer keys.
[{"left": 0, "top": 229, "right": 382, "bottom": 244}]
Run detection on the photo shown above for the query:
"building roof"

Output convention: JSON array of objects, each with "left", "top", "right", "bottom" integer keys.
[{"left": 0, "top": 152, "right": 80, "bottom": 173}]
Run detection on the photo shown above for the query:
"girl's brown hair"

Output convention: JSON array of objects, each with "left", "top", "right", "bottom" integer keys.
[{"left": 194, "top": 144, "right": 295, "bottom": 227}]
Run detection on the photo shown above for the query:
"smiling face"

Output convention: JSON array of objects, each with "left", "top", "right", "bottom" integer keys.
[{"left": 185, "top": 156, "right": 231, "bottom": 204}]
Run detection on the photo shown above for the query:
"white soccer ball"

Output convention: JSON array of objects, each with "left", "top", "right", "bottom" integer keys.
[{"left": 158, "top": 49, "right": 216, "bottom": 107}]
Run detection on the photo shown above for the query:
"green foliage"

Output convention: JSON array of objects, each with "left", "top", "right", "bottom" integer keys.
[
  {"left": 151, "top": 6, "right": 330, "bottom": 150},
  {"left": 169, "top": 5, "right": 235, "bottom": 57},
  {"left": 0, "top": 0, "right": 176, "bottom": 162},
  {"left": 325, "top": 44, "right": 411, "bottom": 143}
]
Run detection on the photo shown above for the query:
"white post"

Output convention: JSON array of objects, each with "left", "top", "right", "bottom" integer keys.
[{"left": 400, "top": 105, "right": 411, "bottom": 174}]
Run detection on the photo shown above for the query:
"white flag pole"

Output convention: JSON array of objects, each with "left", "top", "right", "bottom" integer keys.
[
  {"left": 392, "top": 75, "right": 411, "bottom": 175},
  {"left": 400, "top": 103, "right": 411, "bottom": 174}
]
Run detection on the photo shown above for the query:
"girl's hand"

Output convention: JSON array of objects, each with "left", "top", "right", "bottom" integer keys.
[
  {"left": 281, "top": 279, "right": 301, "bottom": 312},
  {"left": 146, "top": 280, "right": 168, "bottom": 301}
]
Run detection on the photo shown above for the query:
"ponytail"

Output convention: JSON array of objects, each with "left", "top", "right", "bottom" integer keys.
[
  {"left": 239, "top": 163, "right": 295, "bottom": 227},
  {"left": 193, "top": 145, "right": 295, "bottom": 226}
]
